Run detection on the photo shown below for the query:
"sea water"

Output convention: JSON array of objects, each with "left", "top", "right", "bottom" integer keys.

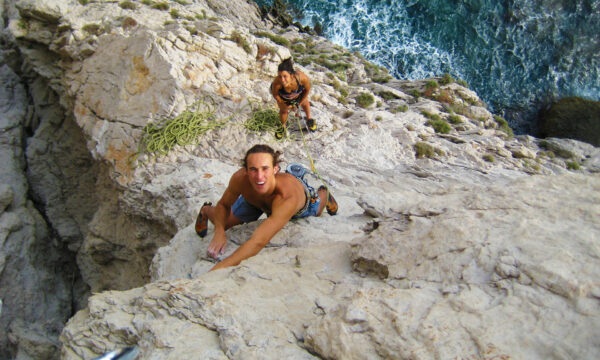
[{"left": 257, "top": 0, "right": 600, "bottom": 134}]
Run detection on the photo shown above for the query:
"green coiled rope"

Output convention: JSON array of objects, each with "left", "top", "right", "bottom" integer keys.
[
  {"left": 244, "top": 105, "right": 280, "bottom": 132},
  {"left": 137, "top": 99, "right": 227, "bottom": 157}
]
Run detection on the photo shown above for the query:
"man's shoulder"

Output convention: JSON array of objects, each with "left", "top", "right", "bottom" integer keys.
[
  {"left": 230, "top": 168, "right": 248, "bottom": 187},
  {"left": 276, "top": 173, "right": 303, "bottom": 192}
]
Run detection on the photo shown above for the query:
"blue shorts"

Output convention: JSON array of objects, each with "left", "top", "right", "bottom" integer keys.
[{"left": 231, "top": 177, "right": 320, "bottom": 223}]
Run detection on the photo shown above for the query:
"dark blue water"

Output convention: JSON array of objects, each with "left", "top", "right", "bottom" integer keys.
[{"left": 258, "top": 0, "right": 600, "bottom": 134}]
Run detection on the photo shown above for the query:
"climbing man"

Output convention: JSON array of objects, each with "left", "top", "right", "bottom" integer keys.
[
  {"left": 195, "top": 144, "right": 338, "bottom": 271},
  {"left": 270, "top": 58, "right": 315, "bottom": 139}
]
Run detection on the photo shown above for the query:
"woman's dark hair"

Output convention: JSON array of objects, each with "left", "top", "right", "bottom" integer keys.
[
  {"left": 243, "top": 144, "right": 282, "bottom": 169},
  {"left": 277, "top": 58, "right": 295, "bottom": 74}
]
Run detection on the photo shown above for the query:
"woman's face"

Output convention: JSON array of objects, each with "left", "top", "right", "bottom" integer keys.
[{"left": 278, "top": 71, "right": 293, "bottom": 87}]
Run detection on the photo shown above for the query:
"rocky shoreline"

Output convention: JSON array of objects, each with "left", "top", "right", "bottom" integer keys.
[{"left": 1, "top": 0, "right": 599, "bottom": 359}]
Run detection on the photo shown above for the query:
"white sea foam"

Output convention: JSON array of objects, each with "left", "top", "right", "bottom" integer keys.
[{"left": 285, "top": 0, "right": 599, "bottom": 132}]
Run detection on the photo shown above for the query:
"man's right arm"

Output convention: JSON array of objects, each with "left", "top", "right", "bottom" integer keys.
[{"left": 207, "top": 171, "right": 242, "bottom": 258}]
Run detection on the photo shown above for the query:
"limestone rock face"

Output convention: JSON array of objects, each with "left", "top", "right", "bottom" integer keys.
[
  {"left": 0, "top": 60, "right": 77, "bottom": 360},
  {"left": 0, "top": 0, "right": 599, "bottom": 359},
  {"left": 62, "top": 175, "right": 600, "bottom": 360}
]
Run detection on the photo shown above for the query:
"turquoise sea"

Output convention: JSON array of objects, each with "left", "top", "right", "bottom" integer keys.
[{"left": 257, "top": 0, "right": 600, "bottom": 134}]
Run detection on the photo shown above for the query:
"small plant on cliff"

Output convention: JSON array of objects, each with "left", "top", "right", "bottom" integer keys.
[
  {"left": 522, "top": 159, "right": 541, "bottom": 172},
  {"left": 421, "top": 110, "right": 441, "bottom": 122},
  {"left": 493, "top": 115, "right": 514, "bottom": 137},
  {"left": 363, "top": 62, "right": 391, "bottom": 83},
  {"left": 378, "top": 91, "right": 401, "bottom": 101},
  {"left": 229, "top": 30, "right": 252, "bottom": 54},
  {"left": 254, "top": 31, "right": 290, "bottom": 47},
  {"left": 292, "top": 42, "right": 306, "bottom": 54},
  {"left": 483, "top": 154, "right": 495, "bottom": 162},
  {"left": 448, "top": 114, "right": 463, "bottom": 124},
  {"left": 314, "top": 56, "right": 352, "bottom": 73},
  {"left": 79, "top": 0, "right": 91, "bottom": 4},
  {"left": 426, "top": 80, "right": 439, "bottom": 89},
  {"left": 436, "top": 89, "right": 454, "bottom": 104},
  {"left": 414, "top": 142, "right": 444, "bottom": 158},
  {"left": 391, "top": 104, "right": 408, "bottom": 114},
  {"left": 538, "top": 150, "right": 556, "bottom": 159},
  {"left": 141, "top": 0, "right": 153, "bottom": 5},
  {"left": 440, "top": 73, "right": 454, "bottom": 85},
  {"left": 426, "top": 118, "right": 451, "bottom": 134},
  {"left": 119, "top": 1, "right": 137, "bottom": 10},
  {"left": 152, "top": 2, "right": 170, "bottom": 10},
  {"left": 566, "top": 161, "right": 581, "bottom": 170},
  {"left": 356, "top": 93, "right": 375, "bottom": 108},
  {"left": 423, "top": 80, "right": 439, "bottom": 98},
  {"left": 195, "top": 10, "right": 207, "bottom": 20},
  {"left": 447, "top": 103, "right": 470, "bottom": 118},
  {"left": 185, "top": 25, "right": 198, "bottom": 35}
]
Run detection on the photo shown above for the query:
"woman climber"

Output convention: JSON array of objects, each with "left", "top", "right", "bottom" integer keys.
[{"left": 270, "top": 58, "right": 315, "bottom": 139}]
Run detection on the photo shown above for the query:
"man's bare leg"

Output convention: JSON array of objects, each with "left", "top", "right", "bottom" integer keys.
[
  {"left": 201, "top": 204, "right": 243, "bottom": 230},
  {"left": 316, "top": 188, "right": 327, "bottom": 216}
]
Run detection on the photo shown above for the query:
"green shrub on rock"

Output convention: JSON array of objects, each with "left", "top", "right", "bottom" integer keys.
[
  {"left": 415, "top": 142, "right": 435, "bottom": 158},
  {"left": 494, "top": 115, "right": 514, "bottom": 137},
  {"left": 440, "top": 73, "right": 454, "bottom": 85},
  {"left": 566, "top": 161, "right": 581, "bottom": 171},
  {"left": 427, "top": 119, "right": 451, "bottom": 134},
  {"left": 119, "top": 1, "right": 137, "bottom": 10},
  {"left": 448, "top": 114, "right": 463, "bottom": 124},
  {"left": 356, "top": 93, "right": 375, "bottom": 108},
  {"left": 415, "top": 142, "right": 445, "bottom": 158},
  {"left": 254, "top": 31, "right": 290, "bottom": 47},
  {"left": 152, "top": 2, "right": 170, "bottom": 10},
  {"left": 483, "top": 154, "right": 495, "bottom": 162},
  {"left": 229, "top": 30, "right": 252, "bottom": 54}
]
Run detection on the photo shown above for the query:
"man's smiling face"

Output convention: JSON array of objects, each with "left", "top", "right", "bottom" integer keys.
[{"left": 245, "top": 152, "right": 279, "bottom": 194}]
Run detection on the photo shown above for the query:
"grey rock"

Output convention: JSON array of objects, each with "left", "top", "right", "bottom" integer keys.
[{"left": 0, "top": 0, "right": 599, "bottom": 359}]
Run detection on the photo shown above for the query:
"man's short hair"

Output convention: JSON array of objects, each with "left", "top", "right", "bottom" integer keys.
[
  {"left": 277, "top": 58, "right": 295, "bottom": 74},
  {"left": 243, "top": 144, "right": 282, "bottom": 169}
]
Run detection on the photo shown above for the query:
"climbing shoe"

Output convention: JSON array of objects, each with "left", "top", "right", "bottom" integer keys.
[
  {"left": 306, "top": 118, "right": 317, "bottom": 132},
  {"left": 275, "top": 125, "right": 287, "bottom": 139},
  {"left": 319, "top": 186, "right": 338, "bottom": 215},
  {"left": 195, "top": 202, "right": 212, "bottom": 237}
]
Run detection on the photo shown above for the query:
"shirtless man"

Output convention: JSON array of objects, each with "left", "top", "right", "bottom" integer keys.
[
  {"left": 271, "top": 58, "right": 315, "bottom": 139},
  {"left": 195, "top": 144, "right": 338, "bottom": 271}
]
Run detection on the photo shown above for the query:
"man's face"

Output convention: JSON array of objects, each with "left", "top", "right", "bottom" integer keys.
[
  {"left": 279, "top": 71, "right": 293, "bottom": 88},
  {"left": 246, "top": 152, "right": 279, "bottom": 194}
]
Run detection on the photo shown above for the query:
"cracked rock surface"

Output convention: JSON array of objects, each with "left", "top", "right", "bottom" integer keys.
[{"left": 0, "top": 0, "right": 599, "bottom": 359}]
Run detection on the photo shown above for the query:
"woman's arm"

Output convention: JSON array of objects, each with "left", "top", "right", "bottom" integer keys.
[{"left": 297, "top": 71, "right": 311, "bottom": 105}]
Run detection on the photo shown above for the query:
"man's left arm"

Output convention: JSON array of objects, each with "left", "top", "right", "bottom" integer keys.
[{"left": 210, "top": 195, "right": 297, "bottom": 271}]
